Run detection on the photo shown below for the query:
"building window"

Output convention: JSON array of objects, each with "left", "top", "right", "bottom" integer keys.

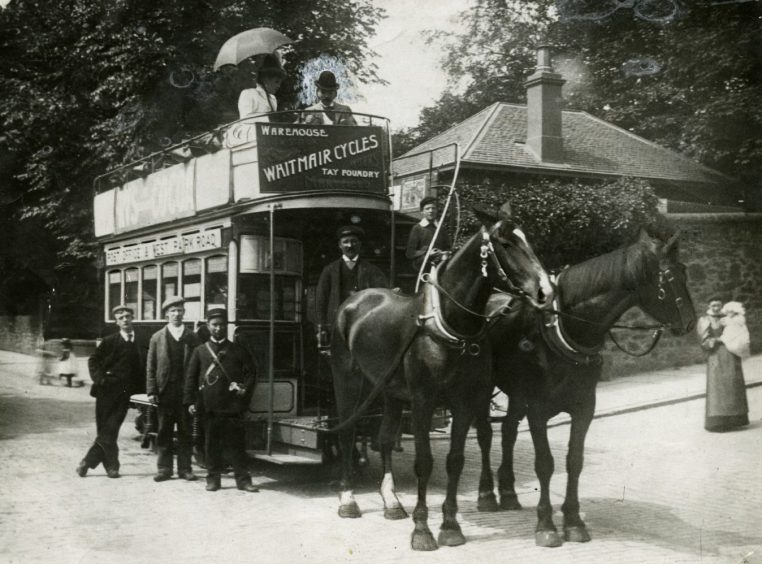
[
  {"left": 142, "top": 265, "right": 158, "bottom": 320},
  {"left": 183, "top": 259, "right": 202, "bottom": 320},
  {"left": 124, "top": 268, "right": 139, "bottom": 314},
  {"left": 205, "top": 255, "right": 228, "bottom": 313},
  {"left": 108, "top": 270, "right": 122, "bottom": 315},
  {"left": 162, "top": 262, "right": 179, "bottom": 306}
]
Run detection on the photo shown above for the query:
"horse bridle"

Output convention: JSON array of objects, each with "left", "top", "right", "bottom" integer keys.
[
  {"left": 550, "top": 261, "right": 690, "bottom": 359},
  {"left": 419, "top": 230, "right": 533, "bottom": 355}
]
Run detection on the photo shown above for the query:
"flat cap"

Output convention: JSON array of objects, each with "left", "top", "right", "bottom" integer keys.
[
  {"left": 419, "top": 196, "right": 437, "bottom": 210},
  {"left": 206, "top": 307, "right": 228, "bottom": 321},
  {"left": 161, "top": 295, "right": 185, "bottom": 312},
  {"left": 336, "top": 225, "right": 365, "bottom": 240},
  {"left": 111, "top": 304, "right": 134, "bottom": 316}
]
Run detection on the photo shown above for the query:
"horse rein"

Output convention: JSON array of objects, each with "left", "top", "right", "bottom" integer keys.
[{"left": 545, "top": 261, "right": 690, "bottom": 358}]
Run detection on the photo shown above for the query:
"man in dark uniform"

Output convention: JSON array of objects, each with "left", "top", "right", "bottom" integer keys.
[
  {"left": 77, "top": 305, "right": 147, "bottom": 478},
  {"left": 405, "top": 195, "right": 452, "bottom": 272},
  {"left": 315, "top": 225, "right": 388, "bottom": 349},
  {"left": 146, "top": 296, "right": 200, "bottom": 482},
  {"left": 184, "top": 308, "right": 259, "bottom": 493}
]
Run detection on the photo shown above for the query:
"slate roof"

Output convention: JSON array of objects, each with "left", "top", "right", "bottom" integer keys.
[{"left": 393, "top": 103, "right": 729, "bottom": 187}]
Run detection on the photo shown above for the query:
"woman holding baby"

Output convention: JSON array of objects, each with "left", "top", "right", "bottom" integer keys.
[{"left": 697, "top": 297, "right": 751, "bottom": 432}]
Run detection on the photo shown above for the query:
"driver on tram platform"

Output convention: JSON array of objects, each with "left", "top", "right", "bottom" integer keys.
[
  {"left": 405, "top": 196, "right": 452, "bottom": 272},
  {"left": 315, "top": 225, "right": 387, "bottom": 351}
]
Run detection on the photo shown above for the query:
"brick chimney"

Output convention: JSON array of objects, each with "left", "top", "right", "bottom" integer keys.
[{"left": 524, "top": 46, "right": 565, "bottom": 163}]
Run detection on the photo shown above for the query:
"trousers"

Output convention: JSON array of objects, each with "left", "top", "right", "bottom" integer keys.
[
  {"left": 156, "top": 380, "right": 193, "bottom": 474},
  {"left": 82, "top": 391, "right": 131, "bottom": 471},
  {"left": 204, "top": 413, "right": 250, "bottom": 485}
]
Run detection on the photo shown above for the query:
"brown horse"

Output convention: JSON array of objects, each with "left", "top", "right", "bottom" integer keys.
[
  {"left": 329, "top": 203, "right": 553, "bottom": 551},
  {"left": 474, "top": 221, "right": 697, "bottom": 547}
]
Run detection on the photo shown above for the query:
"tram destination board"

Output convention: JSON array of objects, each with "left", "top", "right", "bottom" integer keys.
[{"left": 256, "top": 123, "right": 385, "bottom": 194}]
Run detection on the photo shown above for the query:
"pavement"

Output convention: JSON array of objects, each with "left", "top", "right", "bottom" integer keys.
[{"left": 0, "top": 349, "right": 760, "bottom": 564}]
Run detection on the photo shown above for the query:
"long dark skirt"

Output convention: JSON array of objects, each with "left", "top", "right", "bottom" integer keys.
[{"left": 705, "top": 344, "right": 749, "bottom": 432}]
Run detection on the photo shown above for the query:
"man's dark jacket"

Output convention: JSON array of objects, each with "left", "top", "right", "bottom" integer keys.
[
  {"left": 315, "top": 258, "right": 387, "bottom": 328},
  {"left": 89, "top": 332, "right": 148, "bottom": 398},
  {"left": 183, "top": 340, "right": 256, "bottom": 415}
]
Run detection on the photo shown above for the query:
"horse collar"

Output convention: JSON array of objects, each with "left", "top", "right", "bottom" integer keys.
[
  {"left": 540, "top": 272, "right": 603, "bottom": 366},
  {"left": 418, "top": 263, "right": 485, "bottom": 355}
]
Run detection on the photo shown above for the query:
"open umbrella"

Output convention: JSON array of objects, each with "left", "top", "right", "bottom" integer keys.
[{"left": 213, "top": 28, "right": 293, "bottom": 71}]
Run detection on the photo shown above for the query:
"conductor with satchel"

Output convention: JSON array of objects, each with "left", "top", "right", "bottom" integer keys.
[{"left": 183, "top": 307, "right": 260, "bottom": 492}]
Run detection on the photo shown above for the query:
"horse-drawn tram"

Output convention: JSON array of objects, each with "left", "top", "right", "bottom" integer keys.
[{"left": 92, "top": 110, "right": 444, "bottom": 463}]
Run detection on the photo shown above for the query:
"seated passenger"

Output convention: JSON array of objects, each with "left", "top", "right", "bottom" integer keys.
[
  {"left": 303, "top": 71, "right": 357, "bottom": 126},
  {"left": 237, "top": 54, "right": 285, "bottom": 122}
]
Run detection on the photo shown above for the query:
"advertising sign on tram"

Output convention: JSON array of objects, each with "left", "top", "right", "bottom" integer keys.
[{"left": 256, "top": 124, "right": 385, "bottom": 194}]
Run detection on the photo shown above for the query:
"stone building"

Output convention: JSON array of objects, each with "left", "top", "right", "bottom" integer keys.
[{"left": 392, "top": 47, "right": 760, "bottom": 377}]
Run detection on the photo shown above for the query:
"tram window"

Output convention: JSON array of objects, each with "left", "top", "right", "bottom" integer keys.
[
  {"left": 240, "top": 235, "right": 302, "bottom": 275},
  {"left": 108, "top": 270, "right": 122, "bottom": 316},
  {"left": 205, "top": 255, "right": 228, "bottom": 313},
  {"left": 162, "top": 262, "right": 179, "bottom": 304},
  {"left": 142, "top": 266, "right": 158, "bottom": 320},
  {"left": 183, "top": 259, "right": 202, "bottom": 320},
  {"left": 237, "top": 274, "right": 300, "bottom": 321},
  {"left": 124, "top": 268, "right": 139, "bottom": 314}
]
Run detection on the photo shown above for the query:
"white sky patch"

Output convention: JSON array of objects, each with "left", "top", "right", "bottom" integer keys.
[{"left": 352, "top": 0, "right": 473, "bottom": 130}]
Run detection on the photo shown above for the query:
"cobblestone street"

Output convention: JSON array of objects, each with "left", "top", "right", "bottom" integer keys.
[{"left": 1, "top": 351, "right": 760, "bottom": 564}]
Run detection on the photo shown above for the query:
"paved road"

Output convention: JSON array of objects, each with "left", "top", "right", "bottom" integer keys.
[{"left": 0, "top": 352, "right": 760, "bottom": 564}]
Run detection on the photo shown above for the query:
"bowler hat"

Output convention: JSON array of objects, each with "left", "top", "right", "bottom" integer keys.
[
  {"left": 162, "top": 295, "right": 185, "bottom": 312},
  {"left": 315, "top": 70, "right": 339, "bottom": 90},
  {"left": 206, "top": 307, "right": 228, "bottom": 321},
  {"left": 336, "top": 225, "right": 364, "bottom": 240},
  {"left": 419, "top": 196, "right": 437, "bottom": 210},
  {"left": 112, "top": 304, "right": 134, "bottom": 316}
]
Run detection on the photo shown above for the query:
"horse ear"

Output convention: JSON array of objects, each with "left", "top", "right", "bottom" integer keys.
[
  {"left": 664, "top": 230, "right": 680, "bottom": 254},
  {"left": 472, "top": 204, "right": 498, "bottom": 227},
  {"left": 498, "top": 202, "right": 514, "bottom": 223},
  {"left": 638, "top": 228, "right": 661, "bottom": 254}
]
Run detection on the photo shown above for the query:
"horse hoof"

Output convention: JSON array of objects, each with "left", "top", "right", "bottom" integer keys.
[
  {"left": 564, "top": 526, "right": 591, "bottom": 543},
  {"left": 338, "top": 503, "right": 361, "bottom": 519},
  {"left": 499, "top": 494, "right": 523, "bottom": 511},
  {"left": 384, "top": 506, "right": 408, "bottom": 520},
  {"left": 535, "top": 530, "right": 563, "bottom": 548},
  {"left": 411, "top": 531, "right": 438, "bottom": 551},
  {"left": 477, "top": 493, "right": 499, "bottom": 512},
  {"left": 437, "top": 528, "right": 466, "bottom": 547}
]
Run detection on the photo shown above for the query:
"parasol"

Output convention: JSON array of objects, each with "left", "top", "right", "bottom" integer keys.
[{"left": 213, "top": 27, "right": 293, "bottom": 71}]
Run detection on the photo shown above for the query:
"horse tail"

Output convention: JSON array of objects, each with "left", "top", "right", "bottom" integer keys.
[{"left": 325, "top": 329, "right": 418, "bottom": 434}]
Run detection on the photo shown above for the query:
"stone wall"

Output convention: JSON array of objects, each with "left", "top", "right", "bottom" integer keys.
[
  {"left": 0, "top": 315, "right": 43, "bottom": 355},
  {"left": 603, "top": 213, "right": 762, "bottom": 378}
]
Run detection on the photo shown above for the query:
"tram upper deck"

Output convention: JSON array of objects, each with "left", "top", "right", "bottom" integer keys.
[{"left": 93, "top": 111, "right": 394, "bottom": 242}]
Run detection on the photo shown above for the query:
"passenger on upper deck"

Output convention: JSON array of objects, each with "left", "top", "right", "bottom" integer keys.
[
  {"left": 237, "top": 53, "right": 286, "bottom": 122},
  {"left": 303, "top": 71, "right": 357, "bottom": 126}
]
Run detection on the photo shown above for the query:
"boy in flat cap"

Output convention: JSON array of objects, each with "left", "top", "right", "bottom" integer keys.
[
  {"left": 303, "top": 70, "right": 357, "bottom": 126},
  {"left": 405, "top": 196, "right": 452, "bottom": 272},
  {"left": 77, "top": 305, "right": 148, "bottom": 478},
  {"left": 184, "top": 308, "right": 259, "bottom": 492},
  {"left": 146, "top": 296, "right": 200, "bottom": 482},
  {"left": 315, "top": 225, "right": 387, "bottom": 349}
]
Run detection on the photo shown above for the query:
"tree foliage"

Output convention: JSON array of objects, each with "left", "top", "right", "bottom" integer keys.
[
  {"left": 0, "top": 0, "right": 384, "bottom": 326},
  {"left": 453, "top": 176, "right": 659, "bottom": 269},
  {"left": 410, "top": 0, "right": 762, "bottom": 206}
]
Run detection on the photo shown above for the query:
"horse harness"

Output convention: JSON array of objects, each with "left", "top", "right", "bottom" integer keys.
[
  {"left": 541, "top": 264, "right": 681, "bottom": 365},
  {"left": 417, "top": 232, "right": 522, "bottom": 356}
]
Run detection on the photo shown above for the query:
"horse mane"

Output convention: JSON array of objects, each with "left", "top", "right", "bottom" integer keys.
[{"left": 559, "top": 219, "right": 676, "bottom": 305}]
